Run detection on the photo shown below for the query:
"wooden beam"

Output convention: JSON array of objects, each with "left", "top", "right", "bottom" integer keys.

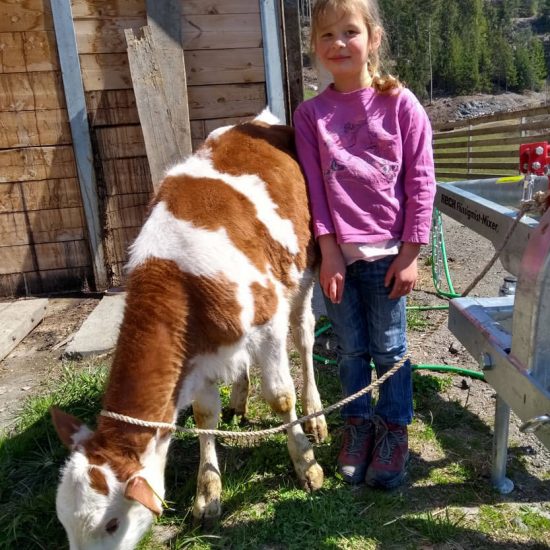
[
  {"left": 50, "top": 0, "right": 108, "bottom": 290},
  {"left": 125, "top": 0, "right": 192, "bottom": 188},
  {"left": 146, "top": 0, "right": 192, "bottom": 161},
  {"left": 281, "top": 0, "right": 304, "bottom": 118},
  {"left": 125, "top": 26, "right": 177, "bottom": 188}
]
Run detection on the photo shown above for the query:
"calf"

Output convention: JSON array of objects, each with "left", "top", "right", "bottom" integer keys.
[{"left": 51, "top": 110, "right": 327, "bottom": 550}]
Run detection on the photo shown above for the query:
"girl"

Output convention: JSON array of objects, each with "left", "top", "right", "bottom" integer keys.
[{"left": 294, "top": 0, "right": 435, "bottom": 488}]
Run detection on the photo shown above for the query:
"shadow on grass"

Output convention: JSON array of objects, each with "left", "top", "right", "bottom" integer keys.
[{"left": 1, "top": 363, "right": 549, "bottom": 549}]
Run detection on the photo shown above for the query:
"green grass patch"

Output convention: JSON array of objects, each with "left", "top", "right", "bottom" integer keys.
[{"left": 1, "top": 344, "right": 547, "bottom": 549}]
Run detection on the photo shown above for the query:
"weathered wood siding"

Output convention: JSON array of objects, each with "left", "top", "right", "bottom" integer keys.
[
  {"left": 0, "top": 0, "right": 267, "bottom": 295},
  {"left": 0, "top": 0, "right": 92, "bottom": 295}
]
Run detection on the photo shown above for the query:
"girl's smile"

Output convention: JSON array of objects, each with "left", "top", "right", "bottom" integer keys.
[{"left": 314, "top": 8, "right": 380, "bottom": 92}]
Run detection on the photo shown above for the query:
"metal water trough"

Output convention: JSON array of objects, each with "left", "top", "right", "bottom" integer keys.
[{"left": 435, "top": 174, "right": 550, "bottom": 493}]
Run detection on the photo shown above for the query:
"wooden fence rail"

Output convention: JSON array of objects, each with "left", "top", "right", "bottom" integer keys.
[{"left": 432, "top": 104, "right": 550, "bottom": 180}]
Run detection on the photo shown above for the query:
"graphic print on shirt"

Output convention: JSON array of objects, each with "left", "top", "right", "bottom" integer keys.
[{"left": 325, "top": 157, "right": 346, "bottom": 178}]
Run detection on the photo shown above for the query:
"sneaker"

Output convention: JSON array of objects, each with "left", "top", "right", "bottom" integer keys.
[
  {"left": 337, "top": 417, "right": 375, "bottom": 484},
  {"left": 365, "top": 417, "right": 409, "bottom": 489}
]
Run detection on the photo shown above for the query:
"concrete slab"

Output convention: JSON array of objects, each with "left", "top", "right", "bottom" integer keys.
[
  {"left": 65, "top": 293, "right": 126, "bottom": 358},
  {"left": 0, "top": 299, "right": 49, "bottom": 361}
]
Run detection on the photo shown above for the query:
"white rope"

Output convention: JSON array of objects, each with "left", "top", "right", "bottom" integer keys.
[
  {"left": 462, "top": 190, "right": 549, "bottom": 297},
  {"left": 100, "top": 359, "right": 407, "bottom": 440}
]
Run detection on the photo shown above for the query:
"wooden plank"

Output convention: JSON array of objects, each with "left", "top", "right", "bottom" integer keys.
[
  {"left": 0, "top": 72, "right": 65, "bottom": 112},
  {"left": 21, "top": 178, "right": 82, "bottom": 210},
  {"left": 0, "top": 109, "right": 71, "bottom": 148},
  {"left": 51, "top": 0, "right": 108, "bottom": 290},
  {"left": 436, "top": 133, "right": 550, "bottom": 150},
  {"left": 0, "top": 244, "right": 36, "bottom": 274},
  {"left": 35, "top": 240, "right": 90, "bottom": 270},
  {"left": 71, "top": 0, "right": 146, "bottom": 19},
  {"left": 71, "top": 0, "right": 259, "bottom": 18},
  {"left": 0, "top": 298, "right": 48, "bottom": 361},
  {"left": 0, "top": 207, "right": 86, "bottom": 246},
  {"left": 73, "top": 13, "right": 262, "bottom": 54},
  {"left": 79, "top": 52, "right": 133, "bottom": 91},
  {"left": 281, "top": 0, "right": 303, "bottom": 117},
  {"left": 101, "top": 157, "right": 153, "bottom": 195},
  {"left": 0, "top": 0, "right": 53, "bottom": 32},
  {"left": 182, "top": 13, "right": 262, "bottom": 49},
  {"left": 107, "top": 204, "right": 148, "bottom": 229},
  {"left": 188, "top": 83, "right": 265, "bottom": 119},
  {"left": 434, "top": 119, "right": 550, "bottom": 141},
  {"left": 105, "top": 192, "right": 151, "bottom": 213},
  {"left": 74, "top": 17, "right": 144, "bottom": 54},
  {"left": 79, "top": 49, "right": 264, "bottom": 90},
  {"left": 108, "top": 226, "right": 140, "bottom": 260},
  {"left": 0, "top": 31, "right": 59, "bottom": 73},
  {"left": 95, "top": 125, "right": 146, "bottom": 159},
  {"left": 86, "top": 89, "right": 139, "bottom": 126},
  {"left": 185, "top": 48, "right": 264, "bottom": 85},
  {"left": 0, "top": 146, "right": 76, "bottom": 183},
  {"left": 436, "top": 161, "right": 518, "bottom": 171},
  {"left": 182, "top": 1, "right": 260, "bottom": 14},
  {"left": 0, "top": 271, "right": 41, "bottom": 296},
  {"left": 125, "top": 24, "right": 184, "bottom": 188},
  {"left": 146, "top": 0, "right": 192, "bottom": 159},
  {"left": 434, "top": 150, "right": 517, "bottom": 160},
  {"left": 0, "top": 179, "right": 83, "bottom": 215},
  {"left": 0, "top": 183, "right": 22, "bottom": 213}
]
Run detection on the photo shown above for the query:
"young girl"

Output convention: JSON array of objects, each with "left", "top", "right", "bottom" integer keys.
[{"left": 294, "top": 0, "right": 435, "bottom": 488}]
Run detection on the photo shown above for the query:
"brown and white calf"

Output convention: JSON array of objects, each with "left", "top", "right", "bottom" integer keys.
[{"left": 51, "top": 110, "right": 327, "bottom": 550}]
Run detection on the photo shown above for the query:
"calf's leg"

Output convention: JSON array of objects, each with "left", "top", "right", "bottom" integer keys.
[
  {"left": 258, "top": 331, "right": 324, "bottom": 492},
  {"left": 192, "top": 382, "right": 223, "bottom": 523},
  {"left": 290, "top": 282, "right": 328, "bottom": 442}
]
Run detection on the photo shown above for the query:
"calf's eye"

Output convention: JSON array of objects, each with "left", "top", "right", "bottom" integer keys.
[{"left": 105, "top": 518, "right": 119, "bottom": 535}]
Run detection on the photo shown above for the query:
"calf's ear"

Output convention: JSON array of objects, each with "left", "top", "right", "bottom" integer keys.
[
  {"left": 125, "top": 476, "right": 163, "bottom": 516},
  {"left": 50, "top": 407, "right": 91, "bottom": 449}
]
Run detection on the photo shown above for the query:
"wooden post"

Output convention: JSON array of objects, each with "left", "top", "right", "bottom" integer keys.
[
  {"left": 281, "top": 0, "right": 304, "bottom": 119},
  {"left": 51, "top": 0, "right": 108, "bottom": 290},
  {"left": 125, "top": 0, "right": 192, "bottom": 189}
]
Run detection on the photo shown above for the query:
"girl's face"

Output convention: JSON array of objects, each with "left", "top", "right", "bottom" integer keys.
[{"left": 314, "top": 7, "right": 380, "bottom": 91}]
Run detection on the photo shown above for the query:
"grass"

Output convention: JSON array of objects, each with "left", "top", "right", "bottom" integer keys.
[{"left": 1, "top": 350, "right": 549, "bottom": 549}]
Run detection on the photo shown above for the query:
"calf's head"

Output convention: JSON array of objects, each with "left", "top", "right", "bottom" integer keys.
[{"left": 52, "top": 408, "right": 168, "bottom": 550}]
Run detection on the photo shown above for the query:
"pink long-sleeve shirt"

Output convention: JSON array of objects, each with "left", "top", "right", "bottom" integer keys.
[{"left": 294, "top": 85, "right": 436, "bottom": 245}]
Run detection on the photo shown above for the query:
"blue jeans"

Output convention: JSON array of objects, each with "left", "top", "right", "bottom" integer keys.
[{"left": 323, "top": 256, "right": 413, "bottom": 425}]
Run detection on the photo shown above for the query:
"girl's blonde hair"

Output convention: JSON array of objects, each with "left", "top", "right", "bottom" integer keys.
[{"left": 310, "top": 0, "right": 401, "bottom": 93}]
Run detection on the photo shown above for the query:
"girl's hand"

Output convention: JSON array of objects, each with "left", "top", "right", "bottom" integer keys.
[
  {"left": 385, "top": 243, "right": 421, "bottom": 299},
  {"left": 318, "top": 234, "right": 346, "bottom": 303}
]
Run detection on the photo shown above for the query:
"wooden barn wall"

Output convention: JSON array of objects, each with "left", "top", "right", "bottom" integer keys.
[
  {"left": 0, "top": 0, "right": 93, "bottom": 296},
  {"left": 0, "top": 0, "right": 267, "bottom": 295}
]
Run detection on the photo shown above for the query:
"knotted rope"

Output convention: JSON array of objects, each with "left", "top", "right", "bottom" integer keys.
[{"left": 100, "top": 359, "right": 406, "bottom": 441}]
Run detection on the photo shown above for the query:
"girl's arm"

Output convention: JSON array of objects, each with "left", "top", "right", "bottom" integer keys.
[
  {"left": 294, "top": 106, "right": 346, "bottom": 303},
  {"left": 386, "top": 91, "right": 436, "bottom": 299},
  {"left": 293, "top": 106, "right": 335, "bottom": 238},
  {"left": 318, "top": 234, "right": 346, "bottom": 304}
]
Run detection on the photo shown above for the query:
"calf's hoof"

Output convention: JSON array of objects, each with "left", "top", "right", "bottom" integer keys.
[
  {"left": 192, "top": 496, "right": 221, "bottom": 527},
  {"left": 298, "top": 461, "right": 324, "bottom": 493},
  {"left": 304, "top": 415, "right": 328, "bottom": 443}
]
